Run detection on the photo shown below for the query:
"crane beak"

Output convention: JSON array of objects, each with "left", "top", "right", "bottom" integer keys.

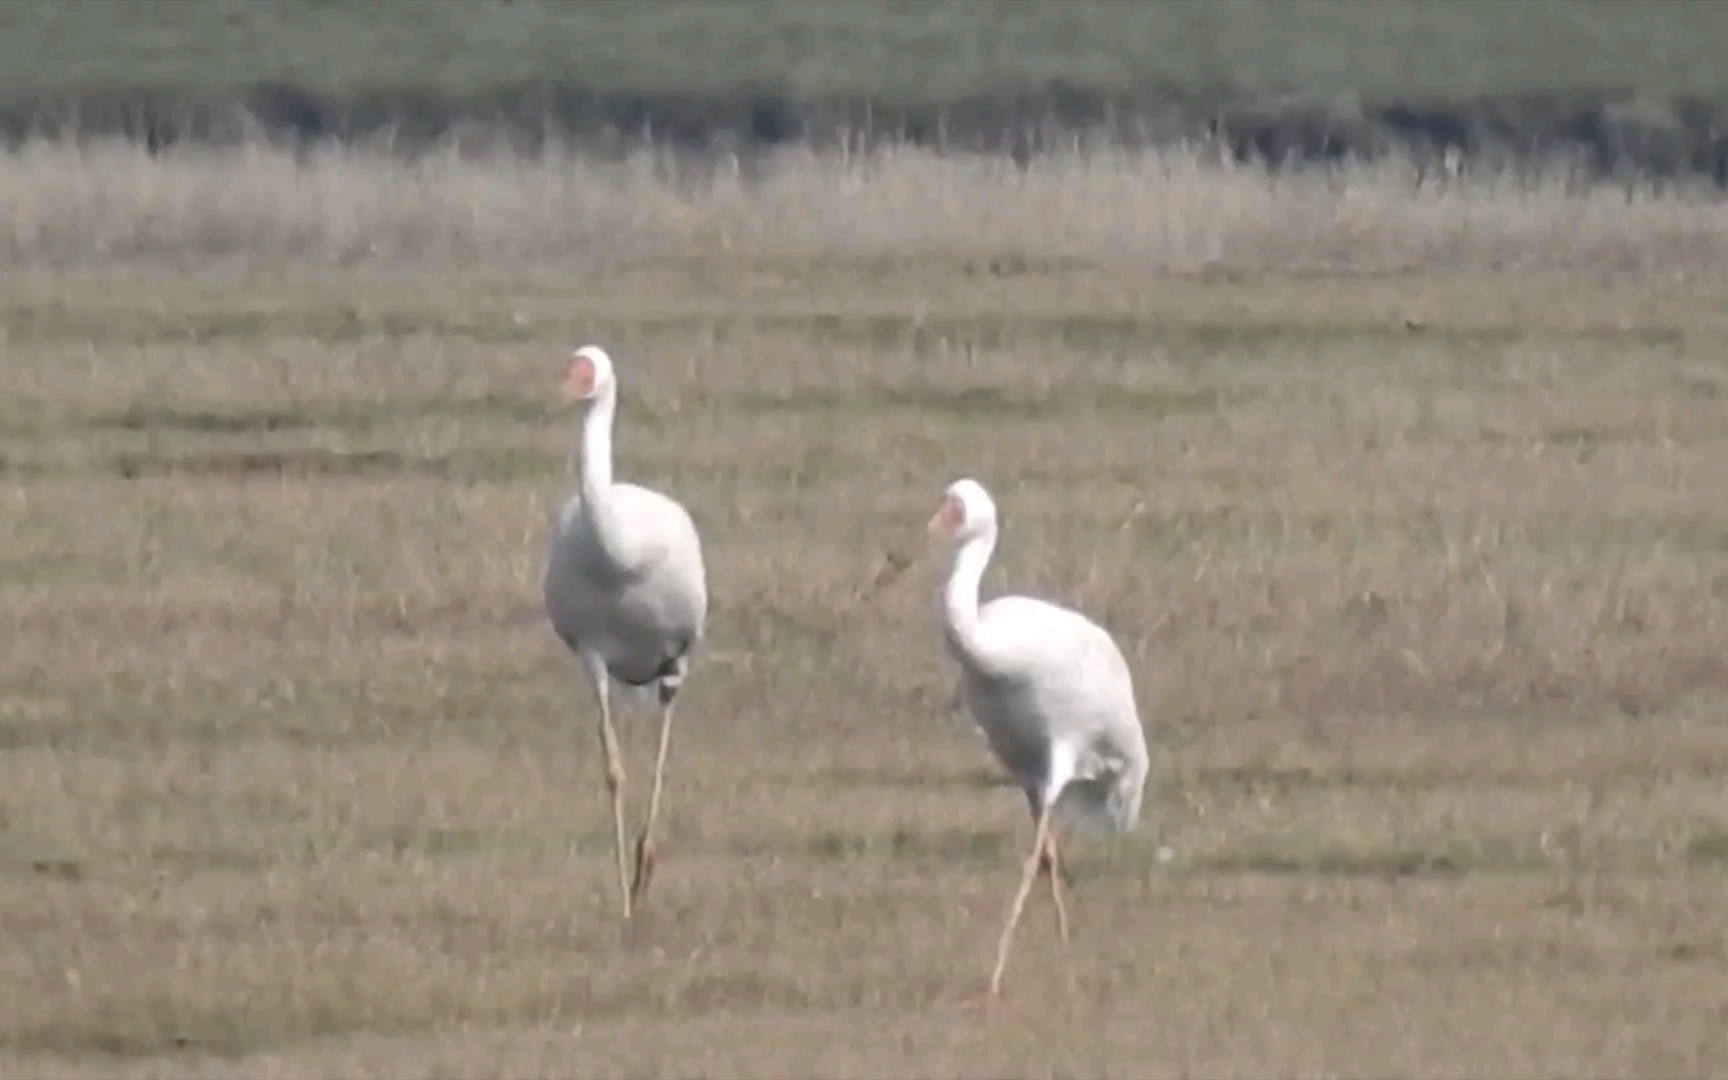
[{"left": 928, "top": 496, "right": 962, "bottom": 540}]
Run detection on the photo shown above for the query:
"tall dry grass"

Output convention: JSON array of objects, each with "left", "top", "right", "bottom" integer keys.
[{"left": 3, "top": 138, "right": 1728, "bottom": 274}]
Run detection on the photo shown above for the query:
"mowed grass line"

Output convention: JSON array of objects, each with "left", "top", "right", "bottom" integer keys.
[{"left": 3, "top": 154, "right": 1728, "bottom": 1075}]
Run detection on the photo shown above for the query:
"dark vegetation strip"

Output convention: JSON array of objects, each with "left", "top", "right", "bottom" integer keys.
[{"left": 5, "top": 80, "right": 1727, "bottom": 186}]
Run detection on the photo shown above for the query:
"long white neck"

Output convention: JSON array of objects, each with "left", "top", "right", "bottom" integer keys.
[
  {"left": 577, "top": 387, "right": 616, "bottom": 502},
  {"left": 941, "top": 526, "right": 997, "bottom": 672},
  {"left": 572, "top": 387, "right": 630, "bottom": 566}
]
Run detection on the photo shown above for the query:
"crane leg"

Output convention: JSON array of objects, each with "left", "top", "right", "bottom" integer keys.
[
  {"left": 1041, "top": 826, "right": 1081, "bottom": 1006},
  {"left": 630, "top": 695, "right": 678, "bottom": 906},
  {"left": 584, "top": 654, "right": 632, "bottom": 921},
  {"left": 989, "top": 804, "right": 1054, "bottom": 997},
  {"left": 1040, "top": 829, "right": 1071, "bottom": 944},
  {"left": 1023, "top": 788, "right": 1070, "bottom": 942}
]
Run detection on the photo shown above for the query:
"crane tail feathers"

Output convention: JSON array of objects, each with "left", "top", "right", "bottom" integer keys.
[
  {"left": 1056, "top": 776, "right": 1146, "bottom": 838},
  {"left": 656, "top": 664, "right": 685, "bottom": 706},
  {"left": 610, "top": 649, "right": 692, "bottom": 707}
]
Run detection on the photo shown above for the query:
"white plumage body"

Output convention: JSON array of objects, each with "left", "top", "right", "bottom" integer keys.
[
  {"left": 952, "top": 595, "right": 1147, "bottom": 836},
  {"left": 544, "top": 482, "right": 707, "bottom": 692}
]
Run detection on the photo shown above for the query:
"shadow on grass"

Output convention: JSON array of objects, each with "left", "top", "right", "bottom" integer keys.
[
  {"left": 6, "top": 298, "right": 1687, "bottom": 353},
  {"left": 79, "top": 395, "right": 555, "bottom": 437},
  {"left": 1, "top": 299, "right": 540, "bottom": 347},
  {"left": 749, "top": 826, "right": 1016, "bottom": 865},
  {"left": 1685, "top": 828, "right": 1728, "bottom": 868},
  {"left": 101, "top": 446, "right": 553, "bottom": 482},
  {"left": 4, "top": 964, "right": 812, "bottom": 1060},
  {"left": 1175, "top": 836, "right": 1548, "bottom": 880},
  {"left": 793, "top": 763, "right": 1010, "bottom": 793},
  {"left": 736, "top": 382, "right": 1232, "bottom": 421}
]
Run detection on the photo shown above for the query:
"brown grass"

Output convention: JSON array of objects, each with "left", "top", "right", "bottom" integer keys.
[{"left": 3, "top": 140, "right": 1728, "bottom": 1078}]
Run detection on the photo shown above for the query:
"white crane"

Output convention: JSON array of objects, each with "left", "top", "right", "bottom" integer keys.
[
  {"left": 927, "top": 477, "right": 1150, "bottom": 999},
  {"left": 543, "top": 344, "right": 708, "bottom": 922}
]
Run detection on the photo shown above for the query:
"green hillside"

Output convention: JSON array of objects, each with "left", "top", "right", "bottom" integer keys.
[
  {"left": 2, "top": 0, "right": 1725, "bottom": 176},
  {"left": 5, "top": 0, "right": 1724, "bottom": 101}
]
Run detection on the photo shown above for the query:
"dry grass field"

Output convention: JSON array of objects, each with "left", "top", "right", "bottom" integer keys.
[{"left": 4, "top": 141, "right": 1728, "bottom": 1078}]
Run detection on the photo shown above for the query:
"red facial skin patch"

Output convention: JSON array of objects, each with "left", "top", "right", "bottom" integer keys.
[
  {"left": 565, "top": 354, "right": 596, "bottom": 399},
  {"left": 932, "top": 494, "right": 964, "bottom": 535}
]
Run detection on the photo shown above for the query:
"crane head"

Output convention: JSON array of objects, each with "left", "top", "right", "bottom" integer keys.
[
  {"left": 563, "top": 345, "right": 616, "bottom": 404},
  {"left": 929, "top": 477, "right": 997, "bottom": 544}
]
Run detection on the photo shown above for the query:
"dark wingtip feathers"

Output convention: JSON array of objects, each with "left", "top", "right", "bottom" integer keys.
[{"left": 613, "top": 645, "right": 693, "bottom": 704}]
